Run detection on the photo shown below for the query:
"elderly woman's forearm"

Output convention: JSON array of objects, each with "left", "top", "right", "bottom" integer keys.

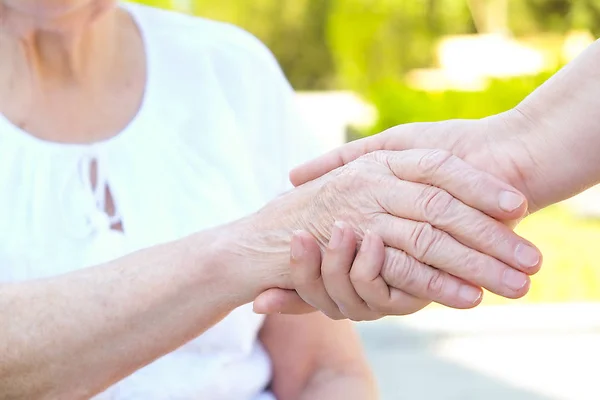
[{"left": 0, "top": 224, "right": 269, "bottom": 399}]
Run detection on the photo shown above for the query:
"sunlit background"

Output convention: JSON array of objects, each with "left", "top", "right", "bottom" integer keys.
[{"left": 132, "top": 1, "right": 600, "bottom": 398}]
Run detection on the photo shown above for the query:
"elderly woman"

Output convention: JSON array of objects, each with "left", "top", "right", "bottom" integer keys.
[{"left": 0, "top": 1, "right": 541, "bottom": 399}]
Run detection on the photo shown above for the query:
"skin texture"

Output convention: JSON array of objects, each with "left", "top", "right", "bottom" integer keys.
[
  {"left": 0, "top": 1, "right": 375, "bottom": 397},
  {"left": 0, "top": 226, "right": 271, "bottom": 399},
  {"left": 253, "top": 149, "right": 541, "bottom": 311},
  {"left": 257, "top": 39, "right": 600, "bottom": 319},
  {"left": 0, "top": 0, "right": 545, "bottom": 397},
  {"left": 254, "top": 150, "right": 542, "bottom": 319}
]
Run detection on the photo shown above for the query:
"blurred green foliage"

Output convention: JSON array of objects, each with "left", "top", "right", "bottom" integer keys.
[
  {"left": 192, "top": 0, "right": 337, "bottom": 90},
  {"left": 129, "top": 0, "right": 598, "bottom": 130},
  {"left": 366, "top": 72, "right": 555, "bottom": 133}
]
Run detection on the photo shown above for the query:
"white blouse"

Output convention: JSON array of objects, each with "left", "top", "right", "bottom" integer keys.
[{"left": 0, "top": 3, "right": 319, "bottom": 399}]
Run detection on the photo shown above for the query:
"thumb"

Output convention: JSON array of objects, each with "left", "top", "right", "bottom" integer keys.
[{"left": 253, "top": 288, "right": 316, "bottom": 315}]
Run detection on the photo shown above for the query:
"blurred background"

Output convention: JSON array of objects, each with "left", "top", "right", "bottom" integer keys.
[{"left": 132, "top": 1, "right": 600, "bottom": 398}]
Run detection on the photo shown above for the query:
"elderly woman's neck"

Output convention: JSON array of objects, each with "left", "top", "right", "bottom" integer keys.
[
  {"left": 0, "top": 5, "right": 124, "bottom": 85},
  {"left": 0, "top": 4, "right": 146, "bottom": 143}
]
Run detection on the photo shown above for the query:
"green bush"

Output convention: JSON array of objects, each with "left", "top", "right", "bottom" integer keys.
[
  {"left": 365, "top": 71, "right": 555, "bottom": 134},
  {"left": 327, "top": 0, "right": 474, "bottom": 91}
]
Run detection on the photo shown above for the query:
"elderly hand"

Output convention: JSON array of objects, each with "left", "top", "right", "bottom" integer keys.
[
  {"left": 288, "top": 115, "right": 534, "bottom": 213},
  {"left": 288, "top": 41, "right": 600, "bottom": 215},
  {"left": 248, "top": 148, "right": 541, "bottom": 318}
]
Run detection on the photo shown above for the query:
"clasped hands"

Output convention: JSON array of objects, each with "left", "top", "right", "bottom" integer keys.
[{"left": 254, "top": 117, "right": 543, "bottom": 321}]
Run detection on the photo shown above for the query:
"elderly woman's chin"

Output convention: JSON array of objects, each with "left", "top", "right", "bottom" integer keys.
[
  {"left": 0, "top": 0, "right": 118, "bottom": 32},
  {"left": 1, "top": 0, "right": 116, "bottom": 19}
]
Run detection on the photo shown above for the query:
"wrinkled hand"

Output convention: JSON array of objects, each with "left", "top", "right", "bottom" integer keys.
[
  {"left": 289, "top": 112, "right": 538, "bottom": 213},
  {"left": 252, "top": 148, "right": 541, "bottom": 318}
]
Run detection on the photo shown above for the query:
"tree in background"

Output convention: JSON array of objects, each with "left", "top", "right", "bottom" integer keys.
[
  {"left": 130, "top": 0, "right": 599, "bottom": 90},
  {"left": 189, "top": 0, "right": 337, "bottom": 90},
  {"left": 327, "top": 0, "right": 475, "bottom": 91}
]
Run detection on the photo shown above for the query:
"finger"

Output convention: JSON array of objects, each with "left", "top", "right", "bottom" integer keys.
[
  {"left": 377, "top": 214, "right": 531, "bottom": 299},
  {"left": 351, "top": 244, "right": 484, "bottom": 312},
  {"left": 290, "top": 231, "right": 346, "bottom": 320},
  {"left": 253, "top": 289, "right": 316, "bottom": 315},
  {"left": 290, "top": 133, "right": 388, "bottom": 186},
  {"left": 380, "top": 149, "right": 527, "bottom": 220},
  {"left": 289, "top": 123, "right": 434, "bottom": 186},
  {"left": 375, "top": 174, "right": 541, "bottom": 275},
  {"left": 349, "top": 239, "right": 435, "bottom": 314},
  {"left": 321, "top": 223, "right": 383, "bottom": 321}
]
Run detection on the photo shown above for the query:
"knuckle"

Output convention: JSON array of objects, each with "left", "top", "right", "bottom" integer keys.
[
  {"left": 382, "top": 250, "right": 419, "bottom": 288},
  {"left": 364, "top": 149, "right": 389, "bottom": 162},
  {"left": 418, "top": 186, "right": 455, "bottom": 223},
  {"left": 409, "top": 222, "right": 441, "bottom": 261},
  {"left": 416, "top": 149, "right": 454, "bottom": 176},
  {"left": 363, "top": 213, "right": 386, "bottom": 235},
  {"left": 329, "top": 161, "right": 381, "bottom": 200},
  {"left": 330, "top": 167, "right": 359, "bottom": 192},
  {"left": 462, "top": 254, "right": 485, "bottom": 280},
  {"left": 349, "top": 258, "right": 375, "bottom": 284},
  {"left": 356, "top": 150, "right": 385, "bottom": 168},
  {"left": 426, "top": 270, "right": 446, "bottom": 299},
  {"left": 474, "top": 219, "right": 505, "bottom": 249},
  {"left": 360, "top": 150, "right": 396, "bottom": 175}
]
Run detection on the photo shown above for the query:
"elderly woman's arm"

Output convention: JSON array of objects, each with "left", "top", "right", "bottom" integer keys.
[
  {"left": 1, "top": 149, "right": 539, "bottom": 399},
  {"left": 0, "top": 223, "right": 268, "bottom": 400}
]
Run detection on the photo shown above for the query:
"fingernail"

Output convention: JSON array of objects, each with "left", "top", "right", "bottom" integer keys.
[
  {"left": 459, "top": 285, "right": 482, "bottom": 304},
  {"left": 329, "top": 222, "right": 344, "bottom": 249},
  {"left": 515, "top": 243, "right": 540, "bottom": 268},
  {"left": 291, "top": 233, "right": 305, "bottom": 261},
  {"left": 360, "top": 231, "right": 372, "bottom": 253},
  {"left": 502, "top": 269, "right": 528, "bottom": 291},
  {"left": 499, "top": 191, "right": 524, "bottom": 212}
]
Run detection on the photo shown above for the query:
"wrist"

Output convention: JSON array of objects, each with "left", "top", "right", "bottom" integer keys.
[
  {"left": 189, "top": 214, "right": 295, "bottom": 306},
  {"left": 492, "top": 42, "right": 600, "bottom": 212},
  {"left": 495, "top": 104, "right": 600, "bottom": 213},
  {"left": 479, "top": 110, "right": 543, "bottom": 212},
  {"left": 230, "top": 187, "right": 326, "bottom": 292},
  {"left": 178, "top": 229, "right": 250, "bottom": 309}
]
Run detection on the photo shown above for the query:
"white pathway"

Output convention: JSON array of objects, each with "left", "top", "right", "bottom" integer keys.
[{"left": 357, "top": 304, "right": 600, "bottom": 400}]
